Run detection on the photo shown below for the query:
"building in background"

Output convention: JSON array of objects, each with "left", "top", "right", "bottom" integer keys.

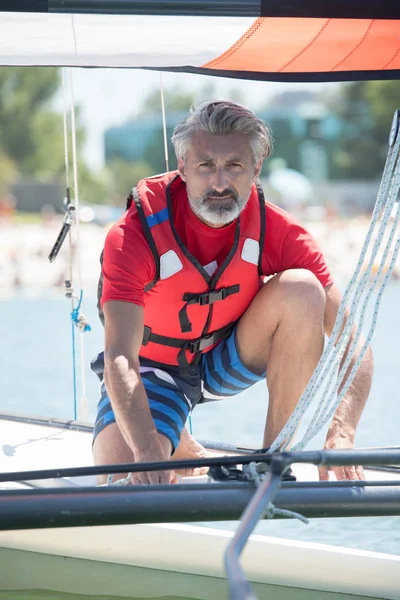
[
  {"left": 104, "top": 91, "right": 344, "bottom": 182},
  {"left": 103, "top": 91, "right": 379, "bottom": 215}
]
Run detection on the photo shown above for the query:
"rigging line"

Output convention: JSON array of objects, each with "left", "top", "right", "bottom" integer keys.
[
  {"left": 297, "top": 183, "right": 400, "bottom": 449},
  {"left": 304, "top": 165, "right": 400, "bottom": 449},
  {"left": 269, "top": 125, "right": 400, "bottom": 453},
  {"left": 296, "top": 132, "right": 396, "bottom": 440},
  {"left": 61, "top": 69, "right": 70, "bottom": 191},
  {"left": 68, "top": 68, "right": 82, "bottom": 289},
  {"left": 160, "top": 72, "right": 170, "bottom": 173},
  {"left": 62, "top": 67, "right": 78, "bottom": 420},
  {"left": 68, "top": 67, "right": 89, "bottom": 420},
  {"left": 298, "top": 232, "right": 400, "bottom": 450},
  {"left": 298, "top": 160, "right": 400, "bottom": 441},
  {"left": 298, "top": 152, "right": 400, "bottom": 444},
  {"left": 299, "top": 167, "right": 400, "bottom": 445}
]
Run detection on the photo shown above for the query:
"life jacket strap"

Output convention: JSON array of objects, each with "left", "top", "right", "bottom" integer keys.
[
  {"left": 179, "top": 284, "right": 240, "bottom": 333},
  {"left": 142, "top": 322, "right": 235, "bottom": 375}
]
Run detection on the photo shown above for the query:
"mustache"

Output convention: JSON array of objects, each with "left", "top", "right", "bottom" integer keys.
[{"left": 205, "top": 189, "right": 237, "bottom": 199}]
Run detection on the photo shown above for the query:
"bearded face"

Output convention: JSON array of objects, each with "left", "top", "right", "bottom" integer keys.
[
  {"left": 187, "top": 186, "right": 251, "bottom": 226},
  {"left": 178, "top": 131, "right": 262, "bottom": 228}
]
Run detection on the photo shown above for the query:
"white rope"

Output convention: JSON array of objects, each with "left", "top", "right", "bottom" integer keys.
[
  {"left": 296, "top": 183, "right": 400, "bottom": 449},
  {"left": 61, "top": 69, "right": 74, "bottom": 294},
  {"left": 269, "top": 132, "right": 400, "bottom": 453},
  {"left": 159, "top": 72, "right": 170, "bottom": 173},
  {"left": 61, "top": 70, "right": 70, "bottom": 192},
  {"left": 106, "top": 473, "right": 132, "bottom": 486},
  {"left": 296, "top": 147, "right": 400, "bottom": 449},
  {"left": 298, "top": 166, "right": 400, "bottom": 437},
  {"left": 295, "top": 161, "right": 400, "bottom": 450},
  {"left": 68, "top": 68, "right": 82, "bottom": 289},
  {"left": 60, "top": 68, "right": 91, "bottom": 421},
  {"left": 68, "top": 68, "right": 90, "bottom": 421}
]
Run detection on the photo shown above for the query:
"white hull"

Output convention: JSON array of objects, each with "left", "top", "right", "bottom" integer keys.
[{"left": 1, "top": 415, "right": 400, "bottom": 599}]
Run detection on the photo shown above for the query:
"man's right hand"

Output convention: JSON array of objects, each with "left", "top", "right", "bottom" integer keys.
[{"left": 132, "top": 434, "right": 177, "bottom": 485}]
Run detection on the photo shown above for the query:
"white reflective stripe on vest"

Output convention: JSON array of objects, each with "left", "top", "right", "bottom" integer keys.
[
  {"left": 160, "top": 250, "right": 184, "bottom": 280},
  {"left": 241, "top": 238, "right": 259, "bottom": 266}
]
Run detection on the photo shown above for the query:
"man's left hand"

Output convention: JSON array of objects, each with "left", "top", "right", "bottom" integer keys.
[{"left": 318, "top": 434, "right": 365, "bottom": 481}]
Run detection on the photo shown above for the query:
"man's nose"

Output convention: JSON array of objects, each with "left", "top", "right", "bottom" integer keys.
[{"left": 211, "top": 167, "right": 229, "bottom": 192}]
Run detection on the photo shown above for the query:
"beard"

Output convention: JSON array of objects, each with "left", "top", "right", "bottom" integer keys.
[{"left": 188, "top": 187, "right": 251, "bottom": 226}]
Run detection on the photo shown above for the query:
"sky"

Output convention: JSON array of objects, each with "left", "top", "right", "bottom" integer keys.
[{"left": 52, "top": 68, "right": 335, "bottom": 170}]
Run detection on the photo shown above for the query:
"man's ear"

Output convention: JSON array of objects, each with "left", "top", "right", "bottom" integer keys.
[
  {"left": 253, "top": 159, "right": 263, "bottom": 181},
  {"left": 178, "top": 158, "right": 186, "bottom": 182}
]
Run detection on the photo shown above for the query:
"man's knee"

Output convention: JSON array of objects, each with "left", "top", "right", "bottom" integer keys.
[{"left": 262, "top": 268, "right": 326, "bottom": 318}]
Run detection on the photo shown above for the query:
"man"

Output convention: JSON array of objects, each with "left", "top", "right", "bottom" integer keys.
[{"left": 92, "top": 100, "right": 372, "bottom": 485}]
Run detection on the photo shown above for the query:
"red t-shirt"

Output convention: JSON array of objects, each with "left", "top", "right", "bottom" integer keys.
[{"left": 101, "top": 184, "right": 333, "bottom": 308}]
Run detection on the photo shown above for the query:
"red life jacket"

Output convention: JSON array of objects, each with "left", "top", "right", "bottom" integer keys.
[{"left": 126, "top": 171, "right": 266, "bottom": 370}]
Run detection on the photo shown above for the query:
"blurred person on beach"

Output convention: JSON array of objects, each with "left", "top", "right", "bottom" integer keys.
[
  {"left": 91, "top": 101, "right": 373, "bottom": 485},
  {"left": 0, "top": 192, "right": 16, "bottom": 225}
]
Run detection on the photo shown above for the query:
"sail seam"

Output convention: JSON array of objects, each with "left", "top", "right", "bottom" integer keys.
[
  {"left": 277, "top": 19, "right": 331, "bottom": 72},
  {"left": 332, "top": 20, "right": 374, "bottom": 71},
  {"left": 383, "top": 46, "right": 400, "bottom": 70},
  {"left": 202, "top": 17, "right": 264, "bottom": 69}
]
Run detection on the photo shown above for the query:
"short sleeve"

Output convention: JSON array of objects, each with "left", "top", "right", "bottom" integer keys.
[
  {"left": 101, "top": 210, "right": 156, "bottom": 308},
  {"left": 261, "top": 203, "right": 333, "bottom": 288}
]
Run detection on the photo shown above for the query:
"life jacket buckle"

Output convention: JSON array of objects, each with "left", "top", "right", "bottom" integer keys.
[
  {"left": 188, "top": 332, "right": 217, "bottom": 354},
  {"left": 198, "top": 288, "right": 226, "bottom": 305}
]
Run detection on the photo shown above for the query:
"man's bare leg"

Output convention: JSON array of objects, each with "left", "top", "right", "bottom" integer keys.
[
  {"left": 93, "top": 422, "right": 208, "bottom": 484},
  {"left": 171, "top": 427, "right": 210, "bottom": 476},
  {"left": 235, "top": 269, "right": 326, "bottom": 447}
]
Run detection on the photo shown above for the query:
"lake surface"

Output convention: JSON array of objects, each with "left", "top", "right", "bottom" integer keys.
[{"left": 1, "top": 287, "right": 400, "bottom": 558}]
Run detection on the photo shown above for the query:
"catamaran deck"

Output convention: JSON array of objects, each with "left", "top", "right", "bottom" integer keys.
[{"left": 1, "top": 413, "right": 400, "bottom": 599}]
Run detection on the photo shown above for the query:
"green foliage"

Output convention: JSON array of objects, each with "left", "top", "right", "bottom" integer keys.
[
  {"left": 142, "top": 126, "right": 177, "bottom": 175},
  {"left": 77, "top": 162, "right": 110, "bottom": 205},
  {"left": 0, "top": 67, "right": 60, "bottom": 176},
  {"left": 103, "top": 159, "right": 155, "bottom": 205},
  {"left": 0, "top": 66, "right": 87, "bottom": 183},
  {"left": 330, "top": 80, "right": 400, "bottom": 179},
  {"left": 0, "top": 151, "right": 17, "bottom": 196}
]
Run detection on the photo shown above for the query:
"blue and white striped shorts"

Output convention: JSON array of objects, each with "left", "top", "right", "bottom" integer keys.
[{"left": 93, "top": 326, "right": 265, "bottom": 451}]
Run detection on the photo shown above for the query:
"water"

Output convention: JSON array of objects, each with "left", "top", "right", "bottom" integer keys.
[{"left": 1, "top": 287, "right": 400, "bottom": 558}]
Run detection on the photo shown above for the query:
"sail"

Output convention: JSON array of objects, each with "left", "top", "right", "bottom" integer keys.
[{"left": 0, "top": 2, "right": 400, "bottom": 80}]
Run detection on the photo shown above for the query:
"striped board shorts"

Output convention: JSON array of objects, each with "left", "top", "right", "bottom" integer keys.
[{"left": 92, "top": 326, "right": 265, "bottom": 452}]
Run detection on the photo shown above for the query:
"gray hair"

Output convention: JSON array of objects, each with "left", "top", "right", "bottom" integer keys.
[{"left": 171, "top": 100, "right": 273, "bottom": 165}]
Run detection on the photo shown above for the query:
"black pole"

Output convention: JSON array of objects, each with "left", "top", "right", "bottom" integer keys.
[
  {"left": 2, "top": 448, "right": 400, "bottom": 483},
  {"left": 225, "top": 469, "right": 282, "bottom": 600},
  {"left": 1, "top": 482, "right": 400, "bottom": 530}
]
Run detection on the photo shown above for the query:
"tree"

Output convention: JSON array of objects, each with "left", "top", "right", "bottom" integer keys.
[
  {"left": 0, "top": 67, "right": 94, "bottom": 182},
  {"left": 0, "top": 67, "right": 111, "bottom": 206},
  {"left": 105, "top": 159, "right": 154, "bottom": 205},
  {"left": 329, "top": 80, "right": 400, "bottom": 179}
]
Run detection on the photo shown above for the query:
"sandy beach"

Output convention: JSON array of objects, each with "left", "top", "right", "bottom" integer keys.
[{"left": 0, "top": 213, "right": 398, "bottom": 297}]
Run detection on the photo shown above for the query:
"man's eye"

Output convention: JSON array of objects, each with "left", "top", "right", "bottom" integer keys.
[
  {"left": 199, "top": 162, "right": 212, "bottom": 168},
  {"left": 228, "top": 162, "right": 242, "bottom": 168}
]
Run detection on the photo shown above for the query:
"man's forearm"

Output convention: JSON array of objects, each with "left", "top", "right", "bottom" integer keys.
[
  {"left": 104, "top": 354, "right": 159, "bottom": 453},
  {"left": 327, "top": 343, "right": 373, "bottom": 444}
]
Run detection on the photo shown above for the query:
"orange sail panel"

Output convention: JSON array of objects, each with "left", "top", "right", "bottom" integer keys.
[{"left": 203, "top": 18, "right": 400, "bottom": 74}]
